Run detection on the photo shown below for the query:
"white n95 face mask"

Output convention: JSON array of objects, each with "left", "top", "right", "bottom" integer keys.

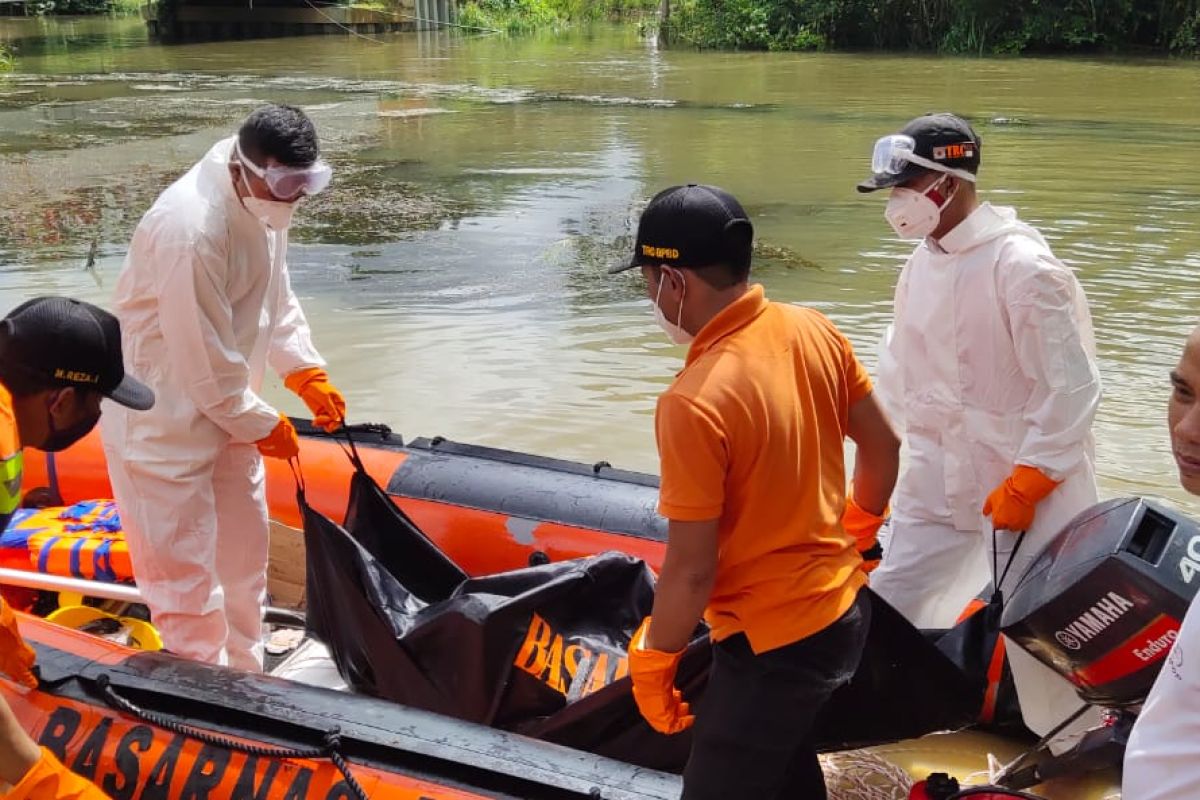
[
  {"left": 652, "top": 269, "right": 694, "bottom": 346},
  {"left": 240, "top": 169, "right": 298, "bottom": 231},
  {"left": 244, "top": 196, "right": 297, "bottom": 231},
  {"left": 884, "top": 174, "right": 956, "bottom": 240}
]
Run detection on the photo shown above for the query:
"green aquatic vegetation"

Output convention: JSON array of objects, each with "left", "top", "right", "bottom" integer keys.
[{"left": 752, "top": 241, "right": 821, "bottom": 271}]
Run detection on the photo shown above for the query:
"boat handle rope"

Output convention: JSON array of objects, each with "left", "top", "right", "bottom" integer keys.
[
  {"left": 336, "top": 417, "right": 368, "bottom": 475},
  {"left": 288, "top": 455, "right": 307, "bottom": 497},
  {"left": 95, "top": 674, "right": 369, "bottom": 800},
  {"left": 989, "top": 527, "right": 1027, "bottom": 606}
]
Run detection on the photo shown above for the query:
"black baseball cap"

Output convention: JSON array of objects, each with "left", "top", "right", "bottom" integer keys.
[
  {"left": 0, "top": 297, "right": 154, "bottom": 411},
  {"left": 609, "top": 184, "right": 754, "bottom": 274},
  {"left": 857, "top": 112, "right": 982, "bottom": 193}
]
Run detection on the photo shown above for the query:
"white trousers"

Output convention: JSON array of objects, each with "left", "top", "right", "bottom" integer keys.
[
  {"left": 871, "top": 514, "right": 1102, "bottom": 752},
  {"left": 104, "top": 442, "right": 269, "bottom": 672}
]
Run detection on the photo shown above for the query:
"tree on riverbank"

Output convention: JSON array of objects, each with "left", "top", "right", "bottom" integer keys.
[
  {"left": 662, "top": 0, "right": 1200, "bottom": 53},
  {"left": 10, "top": 0, "right": 140, "bottom": 15}
]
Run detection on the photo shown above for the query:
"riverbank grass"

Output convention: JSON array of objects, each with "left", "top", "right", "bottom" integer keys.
[
  {"left": 458, "top": 0, "right": 561, "bottom": 34},
  {"left": 457, "top": 0, "right": 656, "bottom": 35}
]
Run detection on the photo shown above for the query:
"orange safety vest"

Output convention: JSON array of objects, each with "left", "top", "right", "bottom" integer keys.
[{"left": 0, "top": 384, "right": 25, "bottom": 532}]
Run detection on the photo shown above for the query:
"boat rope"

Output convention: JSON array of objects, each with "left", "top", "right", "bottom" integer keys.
[
  {"left": 302, "top": 0, "right": 391, "bottom": 44},
  {"left": 96, "top": 675, "right": 369, "bottom": 800},
  {"left": 988, "top": 702, "right": 1092, "bottom": 788}
]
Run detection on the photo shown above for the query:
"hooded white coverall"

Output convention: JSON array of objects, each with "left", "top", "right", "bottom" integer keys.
[
  {"left": 1123, "top": 592, "right": 1200, "bottom": 799},
  {"left": 99, "top": 137, "right": 324, "bottom": 671},
  {"left": 869, "top": 202, "right": 1102, "bottom": 745}
]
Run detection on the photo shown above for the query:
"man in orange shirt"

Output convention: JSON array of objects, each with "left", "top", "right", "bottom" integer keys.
[
  {"left": 612, "top": 184, "right": 900, "bottom": 799},
  {"left": 0, "top": 296, "right": 154, "bottom": 800}
]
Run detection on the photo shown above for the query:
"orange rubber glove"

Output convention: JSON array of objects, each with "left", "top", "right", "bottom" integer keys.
[
  {"left": 255, "top": 414, "right": 300, "bottom": 461},
  {"left": 627, "top": 617, "right": 693, "bottom": 735},
  {"left": 982, "top": 465, "right": 1061, "bottom": 532},
  {"left": 5, "top": 748, "right": 112, "bottom": 800},
  {"left": 0, "top": 597, "right": 37, "bottom": 689},
  {"left": 842, "top": 496, "right": 887, "bottom": 574},
  {"left": 284, "top": 367, "right": 346, "bottom": 433}
]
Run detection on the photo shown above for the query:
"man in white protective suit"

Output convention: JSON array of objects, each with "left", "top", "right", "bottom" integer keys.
[
  {"left": 857, "top": 112, "right": 1103, "bottom": 749},
  {"left": 100, "top": 104, "right": 348, "bottom": 671},
  {"left": 1123, "top": 324, "right": 1200, "bottom": 798}
]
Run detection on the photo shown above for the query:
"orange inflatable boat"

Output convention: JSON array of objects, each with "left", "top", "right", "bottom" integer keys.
[
  {"left": 19, "top": 420, "right": 669, "bottom": 577},
  {"left": 2, "top": 420, "right": 1123, "bottom": 800},
  {"left": 7, "top": 615, "right": 680, "bottom": 800}
]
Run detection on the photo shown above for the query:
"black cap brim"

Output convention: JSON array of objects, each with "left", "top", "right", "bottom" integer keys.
[
  {"left": 106, "top": 375, "right": 155, "bottom": 411},
  {"left": 607, "top": 258, "right": 640, "bottom": 275},
  {"left": 856, "top": 162, "right": 928, "bottom": 193}
]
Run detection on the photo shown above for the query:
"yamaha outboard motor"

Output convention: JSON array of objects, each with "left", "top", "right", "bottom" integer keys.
[
  {"left": 958, "top": 497, "right": 1200, "bottom": 791},
  {"left": 1002, "top": 496, "right": 1200, "bottom": 707}
]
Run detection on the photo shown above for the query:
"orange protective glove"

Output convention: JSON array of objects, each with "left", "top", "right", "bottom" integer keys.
[
  {"left": 284, "top": 367, "right": 346, "bottom": 433},
  {"left": 842, "top": 496, "right": 887, "bottom": 574},
  {"left": 627, "top": 617, "right": 693, "bottom": 735},
  {"left": 982, "top": 465, "right": 1061, "bottom": 532},
  {"left": 0, "top": 597, "right": 37, "bottom": 689},
  {"left": 255, "top": 414, "right": 300, "bottom": 461},
  {"left": 6, "top": 748, "right": 112, "bottom": 800}
]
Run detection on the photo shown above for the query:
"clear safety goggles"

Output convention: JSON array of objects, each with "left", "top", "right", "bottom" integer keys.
[
  {"left": 233, "top": 139, "right": 333, "bottom": 201},
  {"left": 870, "top": 134, "right": 977, "bottom": 183}
]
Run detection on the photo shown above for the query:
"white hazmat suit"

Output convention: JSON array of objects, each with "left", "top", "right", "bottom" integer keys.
[
  {"left": 870, "top": 202, "right": 1103, "bottom": 746},
  {"left": 1123, "top": 592, "right": 1200, "bottom": 799},
  {"left": 100, "top": 137, "right": 324, "bottom": 671}
]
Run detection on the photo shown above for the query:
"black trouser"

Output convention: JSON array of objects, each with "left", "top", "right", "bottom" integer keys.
[{"left": 680, "top": 589, "right": 871, "bottom": 800}]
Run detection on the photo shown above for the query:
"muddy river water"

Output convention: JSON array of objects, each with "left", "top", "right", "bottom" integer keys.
[{"left": 2, "top": 18, "right": 1199, "bottom": 510}]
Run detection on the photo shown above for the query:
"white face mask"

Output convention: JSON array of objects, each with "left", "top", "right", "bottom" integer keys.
[
  {"left": 884, "top": 174, "right": 956, "bottom": 240},
  {"left": 652, "top": 268, "right": 693, "bottom": 345},
  {"left": 240, "top": 168, "right": 298, "bottom": 231}
]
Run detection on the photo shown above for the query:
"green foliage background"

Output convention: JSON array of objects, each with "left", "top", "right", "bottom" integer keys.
[
  {"left": 665, "top": 0, "right": 1200, "bottom": 53},
  {"left": 458, "top": 0, "right": 656, "bottom": 34},
  {"left": 17, "top": 0, "right": 141, "bottom": 16},
  {"left": 10, "top": 0, "right": 1199, "bottom": 54}
]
